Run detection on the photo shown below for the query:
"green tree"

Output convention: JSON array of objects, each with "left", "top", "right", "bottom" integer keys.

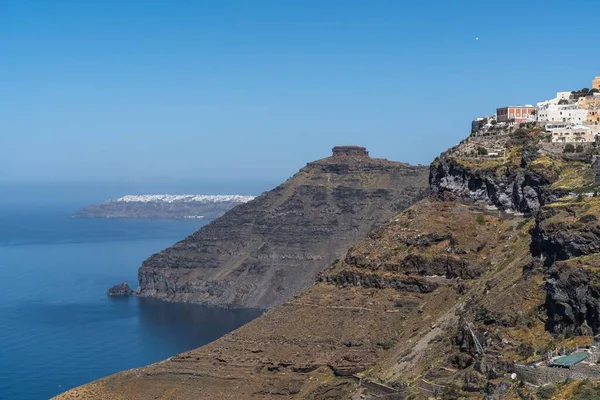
[
  {"left": 476, "top": 146, "right": 488, "bottom": 156},
  {"left": 564, "top": 143, "right": 575, "bottom": 153},
  {"left": 441, "top": 384, "right": 461, "bottom": 400}
]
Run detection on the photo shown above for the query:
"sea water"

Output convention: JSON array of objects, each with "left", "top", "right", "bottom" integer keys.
[{"left": 0, "top": 201, "right": 262, "bottom": 399}]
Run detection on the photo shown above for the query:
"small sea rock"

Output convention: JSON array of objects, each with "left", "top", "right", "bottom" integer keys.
[{"left": 107, "top": 281, "right": 134, "bottom": 296}]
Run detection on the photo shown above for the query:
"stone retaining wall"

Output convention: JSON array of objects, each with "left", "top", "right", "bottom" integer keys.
[
  {"left": 515, "top": 363, "right": 600, "bottom": 385},
  {"left": 417, "top": 379, "right": 445, "bottom": 397}
]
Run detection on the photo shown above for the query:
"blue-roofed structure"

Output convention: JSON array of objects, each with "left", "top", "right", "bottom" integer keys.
[{"left": 549, "top": 352, "right": 588, "bottom": 368}]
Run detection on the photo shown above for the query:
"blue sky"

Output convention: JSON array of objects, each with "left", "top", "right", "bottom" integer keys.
[{"left": 2, "top": 0, "right": 599, "bottom": 184}]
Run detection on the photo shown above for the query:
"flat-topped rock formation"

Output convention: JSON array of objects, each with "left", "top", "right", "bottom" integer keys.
[
  {"left": 136, "top": 146, "right": 429, "bottom": 309},
  {"left": 331, "top": 145, "right": 370, "bottom": 158}
]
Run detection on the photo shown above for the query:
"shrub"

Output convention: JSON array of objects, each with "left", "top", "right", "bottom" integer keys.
[
  {"left": 449, "top": 235, "right": 458, "bottom": 247},
  {"left": 441, "top": 384, "right": 461, "bottom": 400},
  {"left": 476, "top": 146, "right": 488, "bottom": 156},
  {"left": 476, "top": 214, "right": 485, "bottom": 225},
  {"left": 508, "top": 128, "right": 530, "bottom": 146},
  {"left": 517, "top": 342, "right": 535, "bottom": 358},
  {"left": 516, "top": 218, "right": 531, "bottom": 231},
  {"left": 571, "top": 379, "right": 600, "bottom": 400},
  {"left": 377, "top": 339, "right": 396, "bottom": 350},
  {"left": 576, "top": 144, "right": 584, "bottom": 153},
  {"left": 579, "top": 214, "right": 597, "bottom": 224},
  {"left": 564, "top": 143, "right": 575, "bottom": 153},
  {"left": 536, "top": 384, "right": 557, "bottom": 400}
]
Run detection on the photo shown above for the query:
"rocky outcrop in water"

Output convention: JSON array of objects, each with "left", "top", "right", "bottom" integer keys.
[
  {"left": 107, "top": 282, "right": 134, "bottom": 296},
  {"left": 136, "top": 146, "right": 429, "bottom": 309}
]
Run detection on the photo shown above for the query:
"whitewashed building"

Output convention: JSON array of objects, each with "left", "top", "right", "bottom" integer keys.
[
  {"left": 537, "top": 104, "right": 588, "bottom": 124},
  {"left": 536, "top": 92, "right": 573, "bottom": 108},
  {"left": 550, "top": 124, "right": 595, "bottom": 143}
]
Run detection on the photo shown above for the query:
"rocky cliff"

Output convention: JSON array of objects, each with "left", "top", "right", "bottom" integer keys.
[
  {"left": 531, "top": 196, "right": 600, "bottom": 336},
  {"left": 54, "top": 199, "right": 544, "bottom": 400},
  {"left": 56, "top": 130, "right": 600, "bottom": 400},
  {"left": 429, "top": 127, "right": 593, "bottom": 213},
  {"left": 429, "top": 155, "right": 554, "bottom": 213},
  {"left": 136, "top": 146, "right": 429, "bottom": 309}
]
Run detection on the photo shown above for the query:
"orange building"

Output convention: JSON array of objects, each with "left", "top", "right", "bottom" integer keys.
[
  {"left": 593, "top": 76, "right": 600, "bottom": 91},
  {"left": 496, "top": 106, "right": 536, "bottom": 123}
]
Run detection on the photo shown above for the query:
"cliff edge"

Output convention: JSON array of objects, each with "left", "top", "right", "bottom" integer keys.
[{"left": 137, "top": 146, "right": 429, "bottom": 309}]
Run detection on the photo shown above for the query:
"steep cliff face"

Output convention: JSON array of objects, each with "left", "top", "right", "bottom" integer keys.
[
  {"left": 545, "top": 260, "right": 600, "bottom": 336},
  {"left": 532, "top": 197, "right": 600, "bottom": 265},
  {"left": 531, "top": 197, "right": 600, "bottom": 335},
  {"left": 137, "top": 146, "right": 429, "bottom": 309},
  {"left": 429, "top": 128, "right": 592, "bottom": 214},
  {"left": 429, "top": 155, "right": 554, "bottom": 213}
]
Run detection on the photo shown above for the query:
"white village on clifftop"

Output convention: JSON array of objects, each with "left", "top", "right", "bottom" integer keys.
[{"left": 472, "top": 76, "right": 600, "bottom": 145}]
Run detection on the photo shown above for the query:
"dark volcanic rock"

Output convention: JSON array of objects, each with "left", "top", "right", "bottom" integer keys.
[
  {"left": 318, "top": 268, "right": 440, "bottom": 293},
  {"left": 532, "top": 205, "right": 600, "bottom": 265},
  {"left": 107, "top": 282, "right": 134, "bottom": 296},
  {"left": 136, "top": 146, "right": 429, "bottom": 309},
  {"left": 545, "top": 263, "right": 600, "bottom": 336},
  {"left": 344, "top": 252, "right": 481, "bottom": 280},
  {"left": 429, "top": 156, "right": 559, "bottom": 214},
  {"left": 532, "top": 198, "right": 600, "bottom": 335}
]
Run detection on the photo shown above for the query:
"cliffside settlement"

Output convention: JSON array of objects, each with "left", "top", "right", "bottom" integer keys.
[{"left": 472, "top": 76, "right": 600, "bottom": 143}]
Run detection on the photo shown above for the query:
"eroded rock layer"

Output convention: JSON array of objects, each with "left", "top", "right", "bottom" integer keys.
[{"left": 137, "top": 146, "right": 429, "bottom": 309}]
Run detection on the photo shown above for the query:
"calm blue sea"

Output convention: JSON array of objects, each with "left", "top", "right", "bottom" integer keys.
[{"left": 0, "top": 201, "right": 262, "bottom": 399}]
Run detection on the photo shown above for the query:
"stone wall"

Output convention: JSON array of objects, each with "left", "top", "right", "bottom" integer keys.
[
  {"left": 515, "top": 363, "right": 600, "bottom": 385},
  {"left": 539, "top": 142, "right": 595, "bottom": 158},
  {"left": 417, "top": 379, "right": 445, "bottom": 398}
]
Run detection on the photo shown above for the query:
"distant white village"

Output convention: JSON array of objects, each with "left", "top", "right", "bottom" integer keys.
[{"left": 472, "top": 76, "right": 600, "bottom": 144}]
